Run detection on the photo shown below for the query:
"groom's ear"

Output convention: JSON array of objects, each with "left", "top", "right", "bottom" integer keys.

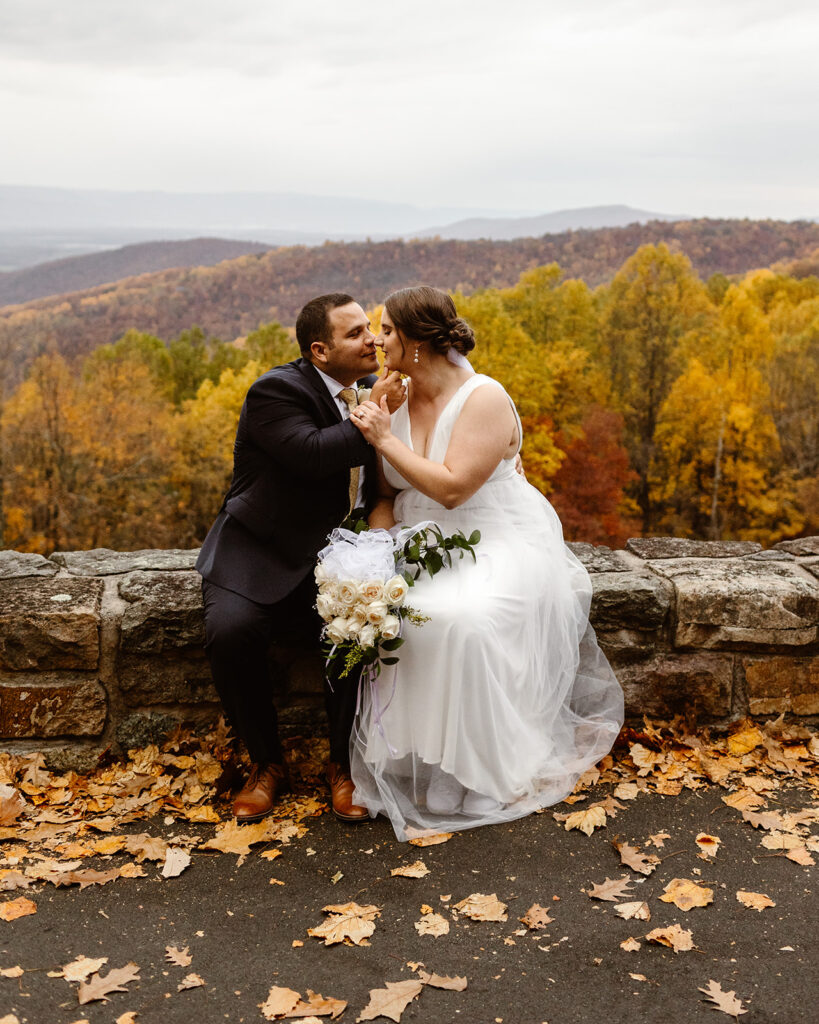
[{"left": 310, "top": 341, "right": 329, "bottom": 367}]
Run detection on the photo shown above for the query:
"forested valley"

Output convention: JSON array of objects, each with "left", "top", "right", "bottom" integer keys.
[{"left": 1, "top": 242, "right": 817, "bottom": 553}]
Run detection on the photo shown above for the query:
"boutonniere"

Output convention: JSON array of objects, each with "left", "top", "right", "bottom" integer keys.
[{"left": 357, "top": 388, "right": 372, "bottom": 404}]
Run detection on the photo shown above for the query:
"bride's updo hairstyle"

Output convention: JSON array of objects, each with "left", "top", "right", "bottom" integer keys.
[{"left": 384, "top": 286, "right": 475, "bottom": 357}]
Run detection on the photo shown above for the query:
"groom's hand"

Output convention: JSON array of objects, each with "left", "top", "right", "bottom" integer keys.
[{"left": 370, "top": 367, "right": 406, "bottom": 414}]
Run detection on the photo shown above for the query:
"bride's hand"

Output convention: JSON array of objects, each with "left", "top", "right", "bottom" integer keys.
[{"left": 352, "top": 395, "right": 391, "bottom": 446}]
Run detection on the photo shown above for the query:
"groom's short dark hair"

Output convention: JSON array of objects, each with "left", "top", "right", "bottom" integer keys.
[{"left": 296, "top": 293, "right": 356, "bottom": 355}]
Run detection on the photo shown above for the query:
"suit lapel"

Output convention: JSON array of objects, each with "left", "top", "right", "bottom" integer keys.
[{"left": 296, "top": 358, "right": 343, "bottom": 423}]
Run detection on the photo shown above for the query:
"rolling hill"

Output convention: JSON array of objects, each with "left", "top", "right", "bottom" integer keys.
[{"left": 2, "top": 217, "right": 818, "bottom": 387}]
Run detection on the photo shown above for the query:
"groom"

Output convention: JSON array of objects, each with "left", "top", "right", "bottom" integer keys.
[{"left": 196, "top": 293, "right": 405, "bottom": 823}]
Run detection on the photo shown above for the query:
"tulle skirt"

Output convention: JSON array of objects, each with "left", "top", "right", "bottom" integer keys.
[{"left": 349, "top": 471, "right": 624, "bottom": 841}]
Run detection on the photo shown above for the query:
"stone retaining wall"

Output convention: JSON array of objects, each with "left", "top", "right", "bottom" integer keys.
[{"left": 1, "top": 537, "right": 818, "bottom": 769}]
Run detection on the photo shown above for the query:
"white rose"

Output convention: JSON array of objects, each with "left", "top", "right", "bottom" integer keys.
[
  {"left": 365, "top": 600, "right": 389, "bottom": 626},
  {"left": 315, "top": 561, "right": 332, "bottom": 585},
  {"left": 381, "top": 614, "right": 401, "bottom": 640},
  {"left": 384, "top": 575, "right": 409, "bottom": 607},
  {"left": 337, "top": 580, "right": 358, "bottom": 609},
  {"left": 325, "top": 616, "right": 353, "bottom": 644},
  {"left": 357, "top": 623, "right": 377, "bottom": 648},
  {"left": 315, "top": 592, "right": 337, "bottom": 621},
  {"left": 360, "top": 579, "right": 385, "bottom": 603},
  {"left": 322, "top": 580, "right": 341, "bottom": 602},
  {"left": 349, "top": 605, "right": 368, "bottom": 629}
]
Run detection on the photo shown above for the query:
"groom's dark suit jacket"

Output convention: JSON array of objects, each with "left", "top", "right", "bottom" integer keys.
[{"left": 196, "top": 358, "right": 378, "bottom": 605}]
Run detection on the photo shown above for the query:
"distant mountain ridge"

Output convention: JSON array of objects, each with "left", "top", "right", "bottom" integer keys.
[
  {"left": 0, "top": 237, "right": 272, "bottom": 307},
  {"left": 416, "top": 204, "right": 690, "bottom": 240}
]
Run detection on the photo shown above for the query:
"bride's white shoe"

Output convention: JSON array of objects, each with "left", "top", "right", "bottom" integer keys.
[
  {"left": 462, "top": 790, "right": 501, "bottom": 816},
  {"left": 425, "top": 773, "right": 464, "bottom": 814}
]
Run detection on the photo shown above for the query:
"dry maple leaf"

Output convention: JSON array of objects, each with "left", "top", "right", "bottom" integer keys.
[
  {"left": 307, "top": 902, "right": 380, "bottom": 946},
  {"left": 695, "top": 833, "right": 721, "bottom": 858},
  {"left": 289, "top": 989, "right": 347, "bottom": 1018},
  {"left": 519, "top": 904, "right": 553, "bottom": 930},
  {"left": 115, "top": 1013, "right": 138, "bottom": 1024},
  {"left": 78, "top": 962, "right": 140, "bottom": 1005},
  {"left": 177, "top": 973, "right": 204, "bottom": 991},
  {"left": 356, "top": 979, "right": 423, "bottom": 1023},
  {"left": 407, "top": 832, "right": 452, "bottom": 847},
  {"left": 0, "top": 896, "right": 36, "bottom": 921},
  {"left": 620, "top": 938, "right": 641, "bottom": 952},
  {"left": 613, "top": 782, "right": 640, "bottom": 800},
  {"left": 123, "top": 834, "right": 168, "bottom": 863},
  {"left": 629, "top": 743, "right": 665, "bottom": 774},
  {"left": 161, "top": 848, "right": 191, "bottom": 878},
  {"left": 260, "top": 986, "right": 301, "bottom": 1020},
  {"left": 740, "top": 809, "right": 783, "bottom": 831},
  {"left": 417, "top": 972, "right": 467, "bottom": 991},
  {"left": 60, "top": 956, "right": 109, "bottom": 982},
  {"left": 614, "top": 901, "right": 650, "bottom": 921},
  {"left": 645, "top": 924, "right": 694, "bottom": 952},
  {"left": 0, "top": 966, "right": 24, "bottom": 978},
  {"left": 722, "top": 789, "right": 765, "bottom": 812},
  {"left": 699, "top": 979, "right": 748, "bottom": 1017},
  {"left": 390, "top": 860, "right": 429, "bottom": 878},
  {"left": 165, "top": 946, "right": 192, "bottom": 967},
  {"left": 414, "top": 913, "right": 449, "bottom": 937},
  {"left": 613, "top": 840, "right": 659, "bottom": 876},
  {"left": 47, "top": 868, "right": 121, "bottom": 890},
  {"left": 453, "top": 893, "right": 508, "bottom": 922},
  {"left": 585, "top": 877, "right": 634, "bottom": 902},
  {"left": 564, "top": 806, "right": 607, "bottom": 836},
  {"left": 660, "top": 878, "right": 714, "bottom": 912},
  {"left": 0, "top": 786, "right": 27, "bottom": 826},
  {"left": 727, "top": 725, "right": 764, "bottom": 756},
  {"left": 0, "top": 871, "right": 30, "bottom": 893},
  {"left": 785, "top": 846, "right": 815, "bottom": 866},
  {"left": 760, "top": 831, "right": 803, "bottom": 851},
  {"left": 735, "top": 891, "right": 775, "bottom": 912},
  {"left": 0, "top": 1016, "right": 20, "bottom": 1024}
]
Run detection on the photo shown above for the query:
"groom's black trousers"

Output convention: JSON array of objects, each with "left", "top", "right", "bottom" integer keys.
[{"left": 201, "top": 576, "right": 359, "bottom": 768}]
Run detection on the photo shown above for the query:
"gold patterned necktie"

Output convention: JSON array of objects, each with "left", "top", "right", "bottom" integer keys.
[{"left": 338, "top": 388, "right": 360, "bottom": 512}]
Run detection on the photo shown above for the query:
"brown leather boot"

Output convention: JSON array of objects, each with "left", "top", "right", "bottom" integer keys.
[
  {"left": 233, "top": 763, "right": 290, "bottom": 823},
  {"left": 326, "top": 762, "right": 368, "bottom": 823}
]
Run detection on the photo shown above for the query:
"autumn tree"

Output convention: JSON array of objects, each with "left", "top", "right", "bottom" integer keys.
[{"left": 598, "top": 243, "right": 714, "bottom": 532}]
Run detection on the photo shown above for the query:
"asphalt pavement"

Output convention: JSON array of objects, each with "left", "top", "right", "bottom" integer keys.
[{"left": 1, "top": 781, "right": 816, "bottom": 1024}]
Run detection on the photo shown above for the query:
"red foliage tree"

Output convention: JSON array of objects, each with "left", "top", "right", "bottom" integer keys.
[{"left": 548, "top": 406, "right": 637, "bottom": 547}]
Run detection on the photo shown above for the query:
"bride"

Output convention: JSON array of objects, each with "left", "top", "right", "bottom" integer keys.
[{"left": 348, "top": 285, "right": 623, "bottom": 840}]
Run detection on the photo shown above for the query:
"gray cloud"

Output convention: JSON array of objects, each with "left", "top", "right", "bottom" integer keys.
[{"left": 1, "top": 0, "right": 818, "bottom": 218}]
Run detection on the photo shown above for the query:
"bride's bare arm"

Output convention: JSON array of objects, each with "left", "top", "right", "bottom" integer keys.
[
  {"left": 368, "top": 458, "right": 398, "bottom": 530},
  {"left": 354, "top": 386, "right": 517, "bottom": 510}
]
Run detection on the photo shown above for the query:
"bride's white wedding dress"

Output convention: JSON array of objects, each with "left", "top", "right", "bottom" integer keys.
[{"left": 350, "top": 373, "right": 624, "bottom": 840}]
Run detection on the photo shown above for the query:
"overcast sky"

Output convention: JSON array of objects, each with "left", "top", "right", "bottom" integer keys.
[{"left": 2, "top": 0, "right": 818, "bottom": 219}]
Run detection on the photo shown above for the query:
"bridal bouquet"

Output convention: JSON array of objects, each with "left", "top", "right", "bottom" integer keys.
[{"left": 315, "top": 522, "right": 480, "bottom": 680}]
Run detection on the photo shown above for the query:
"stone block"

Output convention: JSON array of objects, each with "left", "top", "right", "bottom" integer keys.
[
  {"left": 626, "top": 537, "right": 761, "bottom": 559},
  {"left": 0, "top": 675, "right": 107, "bottom": 737},
  {"left": 0, "top": 551, "right": 59, "bottom": 580},
  {"left": 590, "top": 571, "right": 672, "bottom": 631},
  {"left": 616, "top": 653, "right": 733, "bottom": 719},
  {"left": 567, "top": 543, "right": 631, "bottom": 573},
  {"left": 774, "top": 536, "right": 819, "bottom": 556},
  {"left": 51, "top": 548, "right": 200, "bottom": 576},
  {"left": 596, "top": 628, "right": 662, "bottom": 665},
  {"left": 118, "top": 571, "right": 205, "bottom": 653},
  {"left": 742, "top": 655, "right": 819, "bottom": 715},
  {"left": 117, "top": 651, "right": 219, "bottom": 706},
  {"left": 648, "top": 558, "right": 819, "bottom": 648},
  {"left": 0, "top": 578, "right": 102, "bottom": 670}
]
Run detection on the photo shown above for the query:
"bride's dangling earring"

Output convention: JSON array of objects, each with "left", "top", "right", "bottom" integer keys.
[{"left": 413, "top": 344, "right": 420, "bottom": 365}]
